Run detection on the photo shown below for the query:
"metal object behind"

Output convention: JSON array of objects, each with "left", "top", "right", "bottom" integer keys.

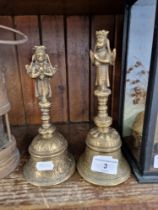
[
  {"left": 0, "top": 71, "right": 19, "bottom": 178},
  {"left": 0, "top": 25, "right": 27, "bottom": 179},
  {"left": 77, "top": 30, "right": 130, "bottom": 186},
  {"left": 0, "top": 135, "right": 20, "bottom": 179},
  {"left": 23, "top": 46, "right": 75, "bottom": 186},
  {"left": 0, "top": 71, "right": 10, "bottom": 115}
]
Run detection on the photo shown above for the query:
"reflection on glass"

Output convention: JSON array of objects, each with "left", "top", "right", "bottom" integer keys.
[
  {"left": 153, "top": 114, "right": 158, "bottom": 152},
  {"left": 123, "top": 0, "right": 156, "bottom": 160},
  {"left": 151, "top": 114, "right": 158, "bottom": 170}
]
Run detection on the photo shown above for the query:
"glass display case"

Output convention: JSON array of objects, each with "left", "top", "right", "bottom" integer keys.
[{"left": 119, "top": 0, "right": 158, "bottom": 182}]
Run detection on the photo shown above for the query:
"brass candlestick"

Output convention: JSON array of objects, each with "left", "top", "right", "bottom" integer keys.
[
  {"left": 77, "top": 30, "right": 130, "bottom": 186},
  {"left": 23, "top": 46, "right": 75, "bottom": 186}
]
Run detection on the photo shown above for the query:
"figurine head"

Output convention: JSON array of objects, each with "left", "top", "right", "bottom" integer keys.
[
  {"left": 95, "top": 30, "right": 109, "bottom": 49},
  {"left": 33, "top": 46, "right": 47, "bottom": 63}
]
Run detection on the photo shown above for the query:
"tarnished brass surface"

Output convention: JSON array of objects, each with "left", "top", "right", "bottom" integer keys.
[
  {"left": 23, "top": 46, "right": 75, "bottom": 186},
  {"left": 0, "top": 71, "right": 19, "bottom": 178},
  {"left": 77, "top": 30, "right": 130, "bottom": 186},
  {"left": 0, "top": 71, "right": 10, "bottom": 115},
  {"left": 0, "top": 135, "right": 19, "bottom": 179}
]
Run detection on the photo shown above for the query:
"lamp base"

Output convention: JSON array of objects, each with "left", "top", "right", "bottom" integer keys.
[
  {"left": 23, "top": 130, "right": 75, "bottom": 186},
  {"left": 0, "top": 136, "right": 20, "bottom": 179}
]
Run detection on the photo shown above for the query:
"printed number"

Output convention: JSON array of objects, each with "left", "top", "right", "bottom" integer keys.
[{"left": 104, "top": 163, "right": 108, "bottom": 169}]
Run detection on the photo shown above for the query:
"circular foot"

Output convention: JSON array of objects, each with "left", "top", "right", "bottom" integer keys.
[
  {"left": 23, "top": 153, "right": 75, "bottom": 186},
  {"left": 0, "top": 136, "right": 20, "bottom": 179},
  {"left": 77, "top": 150, "right": 130, "bottom": 186}
]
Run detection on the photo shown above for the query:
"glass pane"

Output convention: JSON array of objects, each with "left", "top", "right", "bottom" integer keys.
[
  {"left": 151, "top": 114, "right": 158, "bottom": 171},
  {"left": 0, "top": 116, "right": 8, "bottom": 148},
  {"left": 123, "top": 0, "right": 156, "bottom": 161}
]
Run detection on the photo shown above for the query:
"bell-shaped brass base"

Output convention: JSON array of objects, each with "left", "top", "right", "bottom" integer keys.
[
  {"left": 0, "top": 136, "right": 20, "bottom": 179},
  {"left": 77, "top": 127, "right": 130, "bottom": 186},
  {"left": 23, "top": 130, "right": 75, "bottom": 186}
]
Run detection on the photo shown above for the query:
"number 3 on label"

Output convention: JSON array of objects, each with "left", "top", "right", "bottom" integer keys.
[{"left": 104, "top": 163, "right": 108, "bottom": 169}]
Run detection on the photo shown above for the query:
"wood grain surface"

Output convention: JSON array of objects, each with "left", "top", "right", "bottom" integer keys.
[
  {"left": 0, "top": 0, "right": 124, "bottom": 15},
  {"left": 41, "top": 15, "right": 68, "bottom": 122},
  {"left": 112, "top": 15, "right": 124, "bottom": 128},
  {"left": 15, "top": 16, "right": 40, "bottom": 125},
  {"left": 0, "top": 124, "right": 156, "bottom": 210},
  {"left": 0, "top": 15, "right": 124, "bottom": 125},
  {"left": 67, "top": 16, "right": 90, "bottom": 122}
]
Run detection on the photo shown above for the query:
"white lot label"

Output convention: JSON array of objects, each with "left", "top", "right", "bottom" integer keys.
[
  {"left": 91, "top": 155, "right": 118, "bottom": 175},
  {"left": 36, "top": 161, "right": 54, "bottom": 171},
  {"left": 154, "top": 155, "right": 158, "bottom": 168}
]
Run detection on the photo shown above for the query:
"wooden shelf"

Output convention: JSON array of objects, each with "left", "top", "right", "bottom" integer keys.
[
  {"left": 0, "top": 0, "right": 124, "bottom": 15},
  {"left": 0, "top": 124, "right": 157, "bottom": 210}
]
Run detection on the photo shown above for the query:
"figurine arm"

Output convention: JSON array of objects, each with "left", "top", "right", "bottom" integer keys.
[
  {"left": 25, "top": 55, "right": 35, "bottom": 74},
  {"left": 25, "top": 64, "right": 31, "bottom": 73},
  {"left": 45, "top": 55, "right": 57, "bottom": 76},
  {"left": 94, "top": 54, "right": 109, "bottom": 64},
  {"left": 106, "top": 39, "right": 112, "bottom": 54},
  {"left": 110, "top": 48, "right": 116, "bottom": 65},
  {"left": 25, "top": 55, "right": 40, "bottom": 78},
  {"left": 107, "top": 40, "right": 116, "bottom": 65},
  {"left": 90, "top": 50, "right": 95, "bottom": 64}
]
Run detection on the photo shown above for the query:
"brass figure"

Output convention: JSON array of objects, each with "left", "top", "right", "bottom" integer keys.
[
  {"left": 90, "top": 30, "right": 116, "bottom": 89},
  {"left": 77, "top": 30, "right": 130, "bottom": 186},
  {"left": 23, "top": 46, "right": 75, "bottom": 186}
]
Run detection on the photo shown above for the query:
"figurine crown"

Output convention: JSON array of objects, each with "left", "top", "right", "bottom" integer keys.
[
  {"left": 33, "top": 45, "right": 46, "bottom": 53},
  {"left": 96, "top": 30, "right": 109, "bottom": 37}
]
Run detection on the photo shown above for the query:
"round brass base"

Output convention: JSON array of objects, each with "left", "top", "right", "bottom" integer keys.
[
  {"left": 23, "top": 154, "right": 75, "bottom": 186},
  {"left": 77, "top": 148, "right": 130, "bottom": 186},
  {"left": 23, "top": 152, "right": 75, "bottom": 186},
  {"left": 77, "top": 126, "right": 130, "bottom": 186},
  {"left": 23, "top": 131, "right": 75, "bottom": 186},
  {"left": 0, "top": 136, "right": 20, "bottom": 179}
]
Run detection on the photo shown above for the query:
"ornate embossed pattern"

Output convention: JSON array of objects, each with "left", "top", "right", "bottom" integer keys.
[
  {"left": 24, "top": 152, "right": 75, "bottom": 186},
  {"left": 30, "top": 131, "right": 68, "bottom": 155}
]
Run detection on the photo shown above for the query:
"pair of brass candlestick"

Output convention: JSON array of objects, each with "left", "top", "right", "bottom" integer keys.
[{"left": 23, "top": 30, "right": 130, "bottom": 186}]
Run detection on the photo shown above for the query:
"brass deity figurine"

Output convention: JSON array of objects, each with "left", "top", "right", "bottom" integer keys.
[
  {"left": 23, "top": 46, "right": 75, "bottom": 186},
  {"left": 77, "top": 30, "right": 130, "bottom": 186},
  {"left": 90, "top": 30, "right": 116, "bottom": 90}
]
